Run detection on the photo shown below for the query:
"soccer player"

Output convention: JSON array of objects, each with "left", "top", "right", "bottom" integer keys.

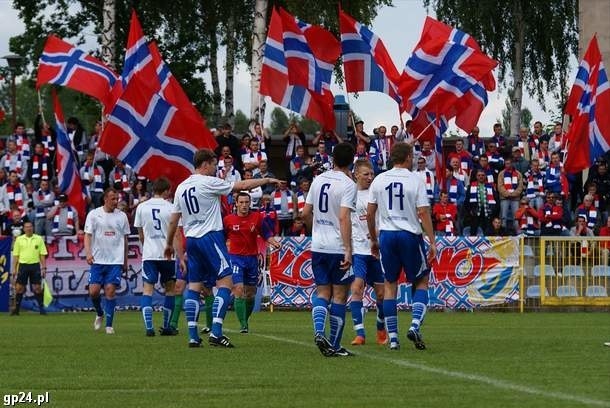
[
  {"left": 11, "top": 221, "right": 48, "bottom": 315},
  {"left": 302, "top": 142, "right": 357, "bottom": 357},
  {"left": 168, "top": 227, "right": 188, "bottom": 333},
  {"left": 164, "top": 148, "right": 281, "bottom": 348},
  {"left": 84, "top": 188, "right": 131, "bottom": 334},
  {"left": 349, "top": 159, "right": 387, "bottom": 346},
  {"left": 224, "top": 192, "right": 279, "bottom": 333},
  {"left": 367, "top": 142, "right": 436, "bottom": 350},
  {"left": 134, "top": 177, "right": 178, "bottom": 336}
]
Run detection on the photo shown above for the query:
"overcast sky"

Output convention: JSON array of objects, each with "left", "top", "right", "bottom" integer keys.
[{"left": 0, "top": 0, "right": 570, "bottom": 136}]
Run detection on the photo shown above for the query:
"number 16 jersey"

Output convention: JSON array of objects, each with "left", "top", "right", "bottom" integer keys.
[
  {"left": 173, "top": 174, "right": 234, "bottom": 238},
  {"left": 305, "top": 170, "right": 357, "bottom": 254},
  {"left": 368, "top": 167, "right": 429, "bottom": 234}
]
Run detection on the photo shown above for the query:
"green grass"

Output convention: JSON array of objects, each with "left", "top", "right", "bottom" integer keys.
[{"left": 1, "top": 310, "right": 609, "bottom": 407}]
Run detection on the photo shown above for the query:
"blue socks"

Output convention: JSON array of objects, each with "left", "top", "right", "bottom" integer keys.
[
  {"left": 311, "top": 296, "right": 329, "bottom": 336},
  {"left": 184, "top": 289, "right": 200, "bottom": 342},
  {"left": 376, "top": 300, "right": 385, "bottom": 331},
  {"left": 141, "top": 295, "right": 153, "bottom": 330},
  {"left": 104, "top": 298, "right": 116, "bottom": 328},
  {"left": 350, "top": 300, "right": 365, "bottom": 337},
  {"left": 91, "top": 295, "right": 103, "bottom": 317},
  {"left": 163, "top": 295, "right": 175, "bottom": 329},
  {"left": 411, "top": 289, "right": 429, "bottom": 332},
  {"left": 211, "top": 287, "right": 231, "bottom": 338},
  {"left": 329, "top": 303, "right": 346, "bottom": 349},
  {"left": 383, "top": 299, "right": 398, "bottom": 344}
]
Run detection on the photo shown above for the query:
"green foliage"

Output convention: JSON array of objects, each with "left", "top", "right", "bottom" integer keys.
[
  {"left": 0, "top": 312, "right": 608, "bottom": 407},
  {"left": 298, "top": 116, "right": 321, "bottom": 134},
  {"left": 233, "top": 109, "right": 250, "bottom": 134},
  {"left": 423, "top": 0, "right": 578, "bottom": 107},
  {"left": 270, "top": 107, "right": 290, "bottom": 135}
]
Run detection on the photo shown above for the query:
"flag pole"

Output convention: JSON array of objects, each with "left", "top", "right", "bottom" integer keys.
[
  {"left": 37, "top": 90, "right": 46, "bottom": 125},
  {"left": 414, "top": 120, "right": 435, "bottom": 141}
]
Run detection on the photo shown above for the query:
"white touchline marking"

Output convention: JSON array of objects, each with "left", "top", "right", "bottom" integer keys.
[{"left": 251, "top": 332, "right": 610, "bottom": 407}]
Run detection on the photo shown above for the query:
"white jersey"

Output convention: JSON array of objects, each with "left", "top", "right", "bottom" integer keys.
[
  {"left": 84, "top": 207, "right": 130, "bottom": 265},
  {"left": 173, "top": 174, "right": 233, "bottom": 238},
  {"left": 305, "top": 170, "right": 356, "bottom": 254},
  {"left": 134, "top": 197, "right": 174, "bottom": 261},
  {"left": 352, "top": 189, "right": 372, "bottom": 256},
  {"left": 369, "top": 167, "right": 429, "bottom": 234}
]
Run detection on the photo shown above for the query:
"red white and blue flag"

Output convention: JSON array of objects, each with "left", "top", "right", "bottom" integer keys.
[
  {"left": 278, "top": 7, "right": 340, "bottom": 94},
  {"left": 260, "top": 7, "right": 336, "bottom": 130},
  {"left": 339, "top": 9, "right": 402, "bottom": 104},
  {"left": 121, "top": 9, "right": 151, "bottom": 86},
  {"left": 52, "top": 90, "right": 86, "bottom": 223},
  {"left": 38, "top": 35, "right": 121, "bottom": 109},
  {"left": 399, "top": 36, "right": 497, "bottom": 122},
  {"left": 99, "top": 72, "right": 214, "bottom": 185},
  {"left": 564, "top": 35, "right": 610, "bottom": 173}
]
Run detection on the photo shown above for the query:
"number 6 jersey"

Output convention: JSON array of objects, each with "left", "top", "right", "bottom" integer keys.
[{"left": 305, "top": 170, "right": 357, "bottom": 254}]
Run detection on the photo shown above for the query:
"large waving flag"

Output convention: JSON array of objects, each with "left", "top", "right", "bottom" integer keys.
[
  {"left": 260, "top": 7, "right": 336, "bottom": 130},
  {"left": 278, "top": 7, "right": 340, "bottom": 94},
  {"left": 398, "top": 36, "right": 498, "bottom": 122},
  {"left": 114, "top": 10, "right": 215, "bottom": 148},
  {"left": 52, "top": 90, "right": 86, "bottom": 223},
  {"left": 38, "top": 35, "right": 121, "bottom": 108},
  {"left": 99, "top": 72, "right": 215, "bottom": 185},
  {"left": 339, "top": 9, "right": 402, "bottom": 104},
  {"left": 564, "top": 36, "right": 610, "bottom": 173}
]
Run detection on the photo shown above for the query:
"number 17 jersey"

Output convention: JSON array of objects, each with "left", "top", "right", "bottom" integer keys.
[
  {"left": 305, "top": 170, "right": 357, "bottom": 254},
  {"left": 368, "top": 167, "right": 429, "bottom": 234}
]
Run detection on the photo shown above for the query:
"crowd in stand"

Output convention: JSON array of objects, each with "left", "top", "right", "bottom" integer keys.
[{"left": 4, "top": 112, "right": 610, "bottom": 242}]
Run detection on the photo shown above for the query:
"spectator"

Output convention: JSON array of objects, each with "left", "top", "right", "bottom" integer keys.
[
  {"left": 570, "top": 215, "right": 594, "bottom": 237},
  {"left": 242, "top": 139, "right": 268, "bottom": 175},
  {"left": 418, "top": 140, "right": 435, "bottom": 171},
  {"left": 548, "top": 122, "right": 566, "bottom": 156},
  {"left": 259, "top": 194, "right": 279, "bottom": 236},
  {"left": 215, "top": 123, "right": 242, "bottom": 170},
  {"left": 533, "top": 139, "right": 551, "bottom": 169},
  {"left": 485, "top": 216, "right": 508, "bottom": 236},
  {"left": 498, "top": 157, "right": 524, "bottom": 234},
  {"left": 110, "top": 159, "right": 135, "bottom": 194},
  {"left": 485, "top": 141, "right": 504, "bottom": 172},
  {"left": 351, "top": 118, "right": 370, "bottom": 148},
  {"left": 544, "top": 152, "right": 563, "bottom": 196},
  {"left": 576, "top": 194, "right": 600, "bottom": 232},
  {"left": 32, "top": 179, "right": 54, "bottom": 236},
  {"left": 433, "top": 191, "right": 457, "bottom": 236},
  {"left": 1, "top": 140, "right": 28, "bottom": 181},
  {"left": 66, "top": 117, "right": 88, "bottom": 164},
  {"left": 255, "top": 160, "right": 276, "bottom": 195},
  {"left": 273, "top": 182, "right": 298, "bottom": 236},
  {"left": 2, "top": 208, "right": 27, "bottom": 237},
  {"left": 34, "top": 114, "right": 56, "bottom": 164},
  {"left": 524, "top": 159, "right": 545, "bottom": 210},
  {"left": 369, "top": 125, "right": 393, "bottom": 173},
  {"left": 1, "top": 170, "right": 29, "bottom": 218},
  {"left": 80, "top": 151, "right": 106, "bottom": 209},
  {"left": 312, "top": 141, "right": 332, "bottom": 175},
  {"left": 217, "top": 155, "right": 241, "bottom": 184},
  {"left": 239, "top": 134, "right": 251, "bottom": 156},
  {"left": 11, "top": 122, "right": 31, "bottom": 161},
  {"left": 131, "top": 179, "right": 150, "bottom": 214},
  {"left": 414, "top": 156, "right": 435, "bottom": 205},
  {"left": 353, "top": 142, "right": 372, "bottom": 165},
  {"left": 465, "top": 169, "right": 498, "bottom": 236},
  {"left": 511, "top": 146, "right": 529, "bottom": 175},
  {"left": 28, "top": 143, "right": 52, "bottom": 189},
  {"left": 532, "top": 120, "right": 548, "bottom": 142},
  {"left": 490, "top": 123, "right": 507, "bottom": 150},
  {"left": 285, "top": 216, "right": 307, "bottom": 237},
  {"left": 515, "top": 198, "right": 540, "bottom": 236},
  {"left": 243, "top": 169, "right": 262, "bottom": 210},
  {"left": 47, "top": 194, "right": 80, "bottom": 235},
  {"left": 515, "top": 126, "right": 532, "bottom": 162},
  {"left": 283, "top": 122, "right": 306, "bottom": 160},
  {"left": 447, "top": 139, "right": 473, "bottom": 176},
  {"left": 290, "top": 145, "right": 313, "bottom": 182},
  {"left": 312, "top": 129, "right": 342, "bottom": 152},
  {"left": 297, "top": 177, "right": 311, "bottom": 202},
  {"left": 248, "top": 121, "right": 271, "bottom": 153},
  {"left": 0, "top": 168, "right": 7, "bottom": 187},
  {"left": 539, "top": 193, "right": 567, "bottom": 236},
  {"left": 466, "top": 126, "right": 485, "bottom": 163},
  {"left": 474, "top": 155, "right": 498, "bottom": 188}
]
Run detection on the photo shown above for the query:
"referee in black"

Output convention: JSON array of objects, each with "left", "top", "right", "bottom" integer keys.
[{"left": 11, "top": 221, "right": 49, "bottom": 315}]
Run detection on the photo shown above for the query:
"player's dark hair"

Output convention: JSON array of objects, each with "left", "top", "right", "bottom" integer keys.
[
  {"left": 193, "top": 148, "right": 217, "bottom": 169},
  {"left": 104, "top": 187, "right": 118, "bottom": 199},
  {"left": 152, "top": 177, "right": 171, "bottom": 194},
  {"left": 390, "top": 142, "right": 412, "bottom": 166},
  {"left": 236, "top": 191, "right": 251, "bottom": 202},
  {"left": 332, "top": 142, "right": 355, "bottom": 168}
]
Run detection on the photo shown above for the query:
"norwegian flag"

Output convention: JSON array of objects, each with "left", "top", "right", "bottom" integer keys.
[
  {"left": 114, "top": 10, "right": 215, "bottom": 147},
  {"left": 339, "top": 9, "right": 402, "bottom": 104},
  {"left": 52, "top": 90, "right": 86, "bottom": 223},
  {"left": 278, "top": 7, "right": 340, "bottom": 94},
  {"left": 398, "top": 35, "right": 497, "bottom": 124},
  {"left": 260, "top": 7, "right": 336, "bottom": 130},
  {"left": 38, "top": 35, "right": 121, "bottom": 108},
  {"left": 99, "top": 72, "right": 215, "bottom": 185},
  {"left": 564, "top": 36, "right": 610, "bottom": 173},
  {"left": 409, "top": 106, "right": 448, "bottom": 145}
]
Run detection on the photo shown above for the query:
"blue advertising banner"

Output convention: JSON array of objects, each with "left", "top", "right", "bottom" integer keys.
[{"left": 0, "top": 237, "right": 11, "bottom": 312}]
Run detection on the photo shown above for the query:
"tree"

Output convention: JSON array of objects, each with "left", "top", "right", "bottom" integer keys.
[
  {"left": 270, "top": 107, "right": 289, "bottom": 135},
  {"left": 423, "top": 0, "right": 578, "bottom": 138},
  {"left": 500, "top": 90, "right": 533, "bottom": 133},
  {"left": 233, "top": 110, "right": 250, "bottom": 134},
  {"left": 298, "top": 117, "right": 321, "bottom": 135}
]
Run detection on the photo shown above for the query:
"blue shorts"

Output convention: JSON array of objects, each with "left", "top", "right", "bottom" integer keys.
[
  {"left": 89, "top": 264, "right": 122, "bottom": 287},
  {"left": 230, "top": 254, "right": 259, "bottom": 286},
  {"left": 186, "top": 231, "right": 233, "bottom": 288},
  {"left": 379, "top": 230, "right": 430, "bottom": 284},
  {"left": 352, "top": 254, "right": 384, "bottom": 286},
  {"left": 311, "top": 252, "right": 354, "bottom": 286},
  {"left": 142, "top": 260, "right": 176, "bottom": 285}
]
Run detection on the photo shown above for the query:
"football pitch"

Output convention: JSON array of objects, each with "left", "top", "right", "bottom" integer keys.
[{"left": 1, "top": 311, "right": 609, "bottom": 408}]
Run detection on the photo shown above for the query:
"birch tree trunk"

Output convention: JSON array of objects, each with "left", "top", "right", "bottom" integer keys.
[
  {"left": 101, "top": 0, "right": 116, "bottom": 69},
  {"left": 510, "top": 1, "right": 525, "bottom": 138},
  {"left": 209, "top": 31, "right": 223, "bottom": 126},
  {"left": 224, "top": 14, "right": 236, "bottom": 127},
  {"left": 250, "top": 0, "right": 268, "bottom": 124}
]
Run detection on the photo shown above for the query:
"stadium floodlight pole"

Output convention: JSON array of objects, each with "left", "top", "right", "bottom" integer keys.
[{"left": 3, "top": 54, "right": 23, "bottom": 129}]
